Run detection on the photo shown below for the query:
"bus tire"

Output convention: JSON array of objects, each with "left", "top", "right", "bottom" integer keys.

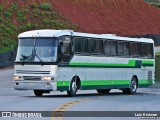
[
  {"left": 122, "top": 77, "right": 138, "bottom": 94},
  {"left": 34, "top": 90, "right": 43, "bottom": 96},
  {"left": 96, "top": 89, "right": 110, "bottom": 94},
  {"left": 67, "top": 79, "right": 77, "bottom": 97}
]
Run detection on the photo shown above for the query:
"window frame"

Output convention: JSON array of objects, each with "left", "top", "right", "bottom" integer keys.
[
  {"left": 73, "top": 37, "right": 89, "bottom": 55},
  {"left": 142, "top": 43, "right": 154, "bottom": 59},
  {"left": 88, "top": 38, "right": 104, "bottom": 56},
  {"left": 62, "top": 35, "right": 154, "bottom": 59},
  {"left": 130, "top": 42, "right": 142, "bottom": 58}
]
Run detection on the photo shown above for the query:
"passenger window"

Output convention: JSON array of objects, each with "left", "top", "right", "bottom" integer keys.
[
  {"left": 73, "top": 37, "right": 81, "bottom": 53},
  {"left": 73, "top": 37, "right": 88, "bottom": 53},
  {"left": 104, "top": 40, "right": 117, "bottom": 56},
  {"left": 117, "top": 41, "right": 130, "bottom": 56},
  {"left": 104, "top": 40, "right": 110, "bottom": 56},
  {"left": 130, "top": 42, "right": 141, "bottom": 57},
  {"left": 59, "top": 36, "right": 72, "bottom": 55},
  {"left": 63, "top": 42, "right": 71, "bottom": 54},
  {"left": 89, "top": 39, "right": 103, "bottom": 54},
  {"left": 148, "top": 44, "right": 153, "bottom": 57},
  {"left": 81, "top": 38, "right": 88, "bottom": 53},
  {"left": 124, "top": 42, "right": 130, "bottom": 56},
  {"left": 110, "top": 41, "right": 117, "bottom": 56},
  {"left": 142, "top": 43, "right": 153, "bottom": 58},
  {"left": 118, "top": 41, "right": 124, "bottom": 55},
  {"left": 58, "top": 36, "right": 72, "bottom": 63}
]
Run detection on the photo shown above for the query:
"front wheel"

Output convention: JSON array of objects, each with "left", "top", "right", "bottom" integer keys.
[
  {"left": 67, "top": 79, "right": 77, "bottom": 97},
  {"left": 34, "top": 90, "right": 43, "bottom": 96},
  {"left": 122, "top": 77, "right": 138, "bottom": 94}
]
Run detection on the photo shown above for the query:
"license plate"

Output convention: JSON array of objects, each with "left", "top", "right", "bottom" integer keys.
[{"left": 29, "top": 83, "right": 35, "bottom": 87}]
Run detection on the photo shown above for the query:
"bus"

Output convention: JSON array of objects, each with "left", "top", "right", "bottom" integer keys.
[{"left": 13, "top": 29, "right": 155, "bottom": 96}]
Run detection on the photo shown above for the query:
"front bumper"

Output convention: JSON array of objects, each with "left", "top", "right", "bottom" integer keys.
[{"left": 14, "top": 81, "right": 56, "bottom": 91}]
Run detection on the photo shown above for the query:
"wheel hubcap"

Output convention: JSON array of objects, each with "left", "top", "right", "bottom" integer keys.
[
  {"left": 72, "top": 81, "right": 77, "bottom": 93},
  {"left": 131, "top": 81, "right": 137, "bottom": 91}
]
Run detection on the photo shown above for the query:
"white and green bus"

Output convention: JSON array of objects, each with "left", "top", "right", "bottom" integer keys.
[{"left": 13, "top": 30, "right": 155, "bottom": 96}]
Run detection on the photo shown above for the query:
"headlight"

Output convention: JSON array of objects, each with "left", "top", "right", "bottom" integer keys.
[
  {"left": 41, "top": 76, "right": 54, "bottom": 81},
  {"left": 13, "top": 75, "right": 20, "bottom": 81}
]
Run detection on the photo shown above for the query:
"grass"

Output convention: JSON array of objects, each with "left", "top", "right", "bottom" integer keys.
[
  {"left": 0, "top": 2, "right": 78, "bottom": 53},
  {"left": 4, "top": 11, "right": 12, "bottom": 18},
  {"left": 0, "top": 47, "right": 12, "bottom": 53},
  {"left": 39, "top": 3, "right": 51, "bottom": 10},
  {"left": 155, "top": 55, "right": 160, "bottom": 80},
  {"left": 155, "top": 52, "right": 160, "bottom": 55}
]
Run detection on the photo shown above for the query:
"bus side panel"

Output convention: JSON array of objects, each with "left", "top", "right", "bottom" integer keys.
[
  {"left": 56, "top": 56, "right": 155, "bottom": 91},
  {"left": 80, "top": 67, "right": 112, "bottom": 90},
  {"left": 56, "top": 67, "right": 86, "bottom": 91}
]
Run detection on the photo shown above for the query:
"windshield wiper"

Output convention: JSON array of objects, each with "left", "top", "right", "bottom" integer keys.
[
  {"left": 34, "top": 49, "right": 44, "bottom": 63},
  {"left": 33, "top": 38, "right": 44, "bottom": 63},
  {"left": 20, "top": 38, "right": 44, "bottom": 65}
]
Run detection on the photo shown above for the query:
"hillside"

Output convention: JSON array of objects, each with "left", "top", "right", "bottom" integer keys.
[
  {"left": 1, "top": 0, "right": 160, "bottom": 52},
  {"left": 0, "top": 1, "right": 78, "bottom": 53},
  {"left": 53, "top": 0, "right": 160, "bottom": 36}
]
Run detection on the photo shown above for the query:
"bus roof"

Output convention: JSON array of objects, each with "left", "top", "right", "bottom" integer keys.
[
  {"left": 18, "top": 29, "right": 73, "bottom": 38},
  {"left": 18, "top": 29, "right": 154, "bottom": 43}
]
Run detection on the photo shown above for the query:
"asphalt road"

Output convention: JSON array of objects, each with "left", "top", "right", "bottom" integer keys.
[{"left": 0, "top": 68, "right": 160, "bottom": 120}]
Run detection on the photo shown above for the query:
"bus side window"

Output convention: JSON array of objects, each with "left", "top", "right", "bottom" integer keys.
[
  {"left": 104, "top": 40, "right": 111, "bottom": 56},
  {"left": 142, "top": 43, "right": 153, "bottom": 58},
  {"left": 130, "top": 42, "right": 141, "bottom": 57},
  {"left": 58, "top": 36, "right": 72, "bottom": 63},
  {"left": 63, "top": 42, "right": 71, "bottom": 54},
  {"left": 117, "top": 41, "right": 124, "bottom": 56},
  {"left": 148, "top": 44, "right": 153, "bottom": 58},
  {"left": 95, "top": 39, "right": 103, "bottom": 54},
  {"left": 88, "top": 39, "right": 103, "bottom": 55},
  {"left": 104, "top": 40, "right": 117, "bottom": 56},
  {"left": 88, "top": 39, "right": 95, "bottom": 54},
  {"left": 124, "top": 42, "right": 130, "bottom": 56},
  {"left": 110, "top": 41, "right": 117, "bottom": 56},
  {"left": 73, "top": 37, "right": 81, "bottom": 53},
  {"left": 73, "top": 37, "right": 88, "bottom": 54}
]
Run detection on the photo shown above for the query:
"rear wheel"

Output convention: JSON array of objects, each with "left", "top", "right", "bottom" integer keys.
[
  {"left": 34, "top": 90, "right": 43, "bottom": 96},
  {"left": 67, "top": 79, "right": 77, "bottom": 97},
  {"left": 97, "top": 89, "right": 110, "bottom": 94},
  {"left": 122, "top": 77, "right": 138, "bottom": 94}
]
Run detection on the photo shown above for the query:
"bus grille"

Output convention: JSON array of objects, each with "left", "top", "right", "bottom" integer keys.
[
  {"left": 23, "top": 76, "right": 41, "bottom": 81},
  {"left": 148, "top": 71, "right": 152, "bottom": 80},
  {"left": 16, "top": 70, "right": 50, "bottom": 75}
]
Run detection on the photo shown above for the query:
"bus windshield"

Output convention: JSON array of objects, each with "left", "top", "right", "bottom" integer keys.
[{"left": 16, "top": 38, "right": 58, "bottom": 63}]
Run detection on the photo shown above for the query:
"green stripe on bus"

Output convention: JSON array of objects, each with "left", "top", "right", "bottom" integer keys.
[
  {"left": 57, "top": 80, "right": 154, "bottom": 91},
  {"left": 57, "top": 80, "right": 153, "bottom": 87},
  {"left": 142, "top": 60, "right": 154, "bottom": 64},
  {"left": 81, "top": 80, "right": 130, "bottom": 86},
  {"left": 81, "top": 85, "right": 129, "bottom": 90},
  {"left": 57, "top": 81, "right": 70, "bottom": 91},
  {"left": 59, "top": 60, "right": 153, "bottom": 68},
  {"left": 57, "top": 81, "right": 70, "bottom": 87},
  {"left": 69, "top": 60, "right": 136, "bottom": 67},
  {"left": 139, "top": 80, "right": 154, "bottom": 84},
  {"left": 142, "top": 60, "right": 154, "bottom": 67}
]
